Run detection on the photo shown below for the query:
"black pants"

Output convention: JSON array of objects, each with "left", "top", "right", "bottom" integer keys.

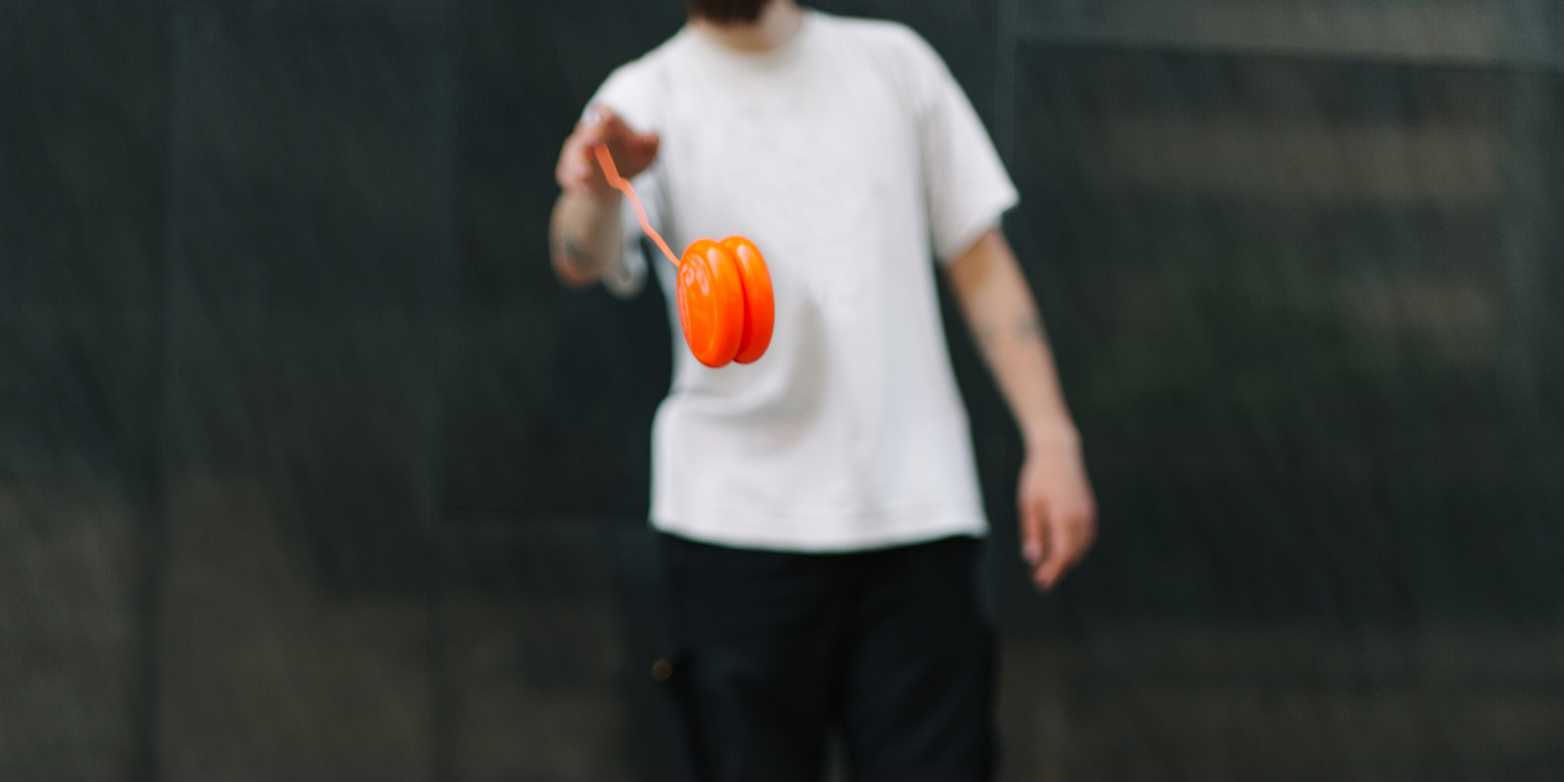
[{"left": 655, "top": 533, "right": 997, "bottom": 782}]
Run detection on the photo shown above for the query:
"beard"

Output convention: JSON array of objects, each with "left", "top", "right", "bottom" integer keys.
[{"left": 685, "top": 0, "right": 774, "bottom": 24}]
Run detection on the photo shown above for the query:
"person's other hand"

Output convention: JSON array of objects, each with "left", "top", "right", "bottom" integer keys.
[
  {"left": 1018, "top": 433, "right": 1097, "bottom": 590},
  {"left": 555, "top": 105, "right": 660, "bottom": 199}
]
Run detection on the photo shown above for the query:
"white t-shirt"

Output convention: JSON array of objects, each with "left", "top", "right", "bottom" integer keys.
[{"left": 587, "top": 10, "right": 1019, "bottom": 551}]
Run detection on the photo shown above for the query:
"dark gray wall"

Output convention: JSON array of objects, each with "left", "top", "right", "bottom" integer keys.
[{"left": 4, "top": 1, "right": 1562, "bottom": 780}]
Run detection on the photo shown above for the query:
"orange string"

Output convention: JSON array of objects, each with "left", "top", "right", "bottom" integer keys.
[{"left": 594, "top": 144, "right": 680, "bottom": 268}]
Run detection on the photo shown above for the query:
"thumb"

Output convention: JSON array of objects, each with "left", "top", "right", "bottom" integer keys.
[
  {"left": 574, "top": 105, "right": 618, "bottom": 152},
  {"left": 1019, "top": 496, "right": 1046, "bottom": 569},
  {"left": 1036, "top": 515, "right": 1075, "bottom": 590}
]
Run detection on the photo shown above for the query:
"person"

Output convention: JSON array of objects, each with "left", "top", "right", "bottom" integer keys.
[{"left": 548, "top": 1, "right": 1096, "bottom": 779}]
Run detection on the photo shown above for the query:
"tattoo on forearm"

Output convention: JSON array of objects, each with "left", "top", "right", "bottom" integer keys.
[
  {"left": 1013, "top": 316, "right": 1044, "bottom": 342},
  {"left": 975, "top": 316, "right": 1044, "bottom": 352},
  {"left": 561, "top": 236, "right": 595, "bottom": 269}
]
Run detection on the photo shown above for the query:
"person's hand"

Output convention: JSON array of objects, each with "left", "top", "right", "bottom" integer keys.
[
  {"left": 555, "top": 106, "right": 660, "bottom": 200},
  {"left": 1018, "top": 430, "right": 1097, "bottom": 590}
]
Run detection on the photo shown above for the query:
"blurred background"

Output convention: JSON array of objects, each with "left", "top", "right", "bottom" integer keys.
[{"left": 4, "top": 0, "right": 1562, "bottom": 779}]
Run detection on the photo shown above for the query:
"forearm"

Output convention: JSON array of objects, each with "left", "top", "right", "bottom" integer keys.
[
  {"left": 947, "top": 231, "right": 1078, "bottom": 449},
  {"left": 549, "top": 190, "right": 624, "bottom": 287}
]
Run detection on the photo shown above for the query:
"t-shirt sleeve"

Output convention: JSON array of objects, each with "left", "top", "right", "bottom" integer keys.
[
  {"left": 582, "top": 63, "right": 664, "bottom": 298},
  {"left": 909, "top": 34, "right": 1020, "bottom": 264}
]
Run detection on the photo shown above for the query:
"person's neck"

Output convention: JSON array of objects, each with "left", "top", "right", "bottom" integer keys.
[{"left": 690, "top": 1, "right": 804, "bottom": 54}]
